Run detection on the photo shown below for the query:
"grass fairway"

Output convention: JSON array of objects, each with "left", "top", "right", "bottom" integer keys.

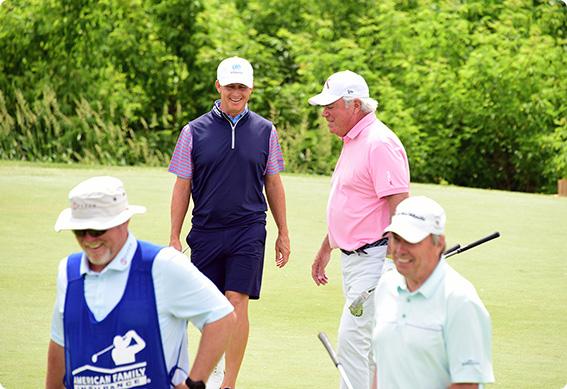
[{"left": 1, "top": 161, "right": 566, "bottom": 388}]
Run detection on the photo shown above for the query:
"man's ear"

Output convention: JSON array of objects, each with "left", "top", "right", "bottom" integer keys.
[
  {"left": 215, "top": 80, "right": 222, "bottom": 93},
  {"left": 354, "top": 98, "right": 362, "bottom": 110}
]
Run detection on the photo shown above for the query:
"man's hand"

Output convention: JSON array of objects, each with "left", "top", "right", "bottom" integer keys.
[
  {"left": 312, "top": 248, "right": 331, "bottom": 286},
  {"left": 312, "top": 235, "right": 332, "bottom": 286},
  {"left": 275, "top": 231, "right": 290, "bottom": 268},
  {"left": 170, "top": 237, "right": 183, "bottom": 252}
]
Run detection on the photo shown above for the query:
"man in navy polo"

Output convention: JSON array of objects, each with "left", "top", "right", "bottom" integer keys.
[{"left": 168, "top": 56, "right": 290, "bottom": 389}]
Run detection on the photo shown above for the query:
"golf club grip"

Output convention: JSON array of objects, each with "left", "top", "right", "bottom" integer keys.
[
  {"left": 446, "top": 232, "right": 500, "bottom": 258},
  {"left": 318, "top": 332, "right": 340, "bottom": 367},
  {"left": 443, "top": 244, "right": 461, "bottom": 256}
]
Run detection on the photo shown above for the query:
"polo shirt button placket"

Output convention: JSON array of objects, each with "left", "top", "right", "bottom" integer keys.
[{"left": 401, "top": 296, "right": 410, "bottom": 321}]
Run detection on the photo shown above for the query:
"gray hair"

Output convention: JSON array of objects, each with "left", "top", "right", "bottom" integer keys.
[
  {"left": 431, "top": 234, "right": 447, "bottom": 253},
  {"left": 343, "top": 96, "right": 379, "bottom": 113}
]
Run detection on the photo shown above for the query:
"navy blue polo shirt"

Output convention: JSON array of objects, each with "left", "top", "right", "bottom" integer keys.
[{"left": 189, "top": 104, "right": 273, "bottom": 230}]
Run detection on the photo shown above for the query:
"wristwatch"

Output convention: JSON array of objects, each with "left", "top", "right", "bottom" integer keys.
[{"left": 185, "top": 376, "right": 206, "bottom": 389}]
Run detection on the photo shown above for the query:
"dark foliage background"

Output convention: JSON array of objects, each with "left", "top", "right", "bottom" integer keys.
[{"left": 0, "top": 0, "right": 565, "bottom": 193}]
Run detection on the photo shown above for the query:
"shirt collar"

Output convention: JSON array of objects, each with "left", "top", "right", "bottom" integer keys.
[
  {"left": 395, "top": 257, "right": 446, "bottom": 298},
  {"left": 417, "top": 258, "right": 446, "bottom": 297},
  {"left": 342, "top": 112, "right": 376, "bottom": 143},
  {"left": 80, "top": 232, "right": 138, "bottom": 276},
  {"left": 213, "top": 100, "right": 249, "bottom": 124}
]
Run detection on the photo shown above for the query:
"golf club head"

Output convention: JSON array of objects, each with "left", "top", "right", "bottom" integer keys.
[{"left": 348, "top": 290, "right": 371, "bottom": 317}]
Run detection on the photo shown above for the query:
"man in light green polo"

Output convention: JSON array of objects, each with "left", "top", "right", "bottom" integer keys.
[{"left": 372, "top": 196, "right": 494, "bottom": 389}]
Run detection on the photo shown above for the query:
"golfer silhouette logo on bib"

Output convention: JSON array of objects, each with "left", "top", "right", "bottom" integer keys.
[
  {"left": 63, "top": 242, "right": 173, "bottom": 388},
  {"left": 107, "top": 330, "right": 146, "bottom": 365},
  {"left": 71, "top": 330, "right": 151, "bottom": 387}
]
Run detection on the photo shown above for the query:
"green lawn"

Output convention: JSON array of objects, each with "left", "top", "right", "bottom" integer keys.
[{"left": 1, "top": 161, "right": 566, "bottom": 388}]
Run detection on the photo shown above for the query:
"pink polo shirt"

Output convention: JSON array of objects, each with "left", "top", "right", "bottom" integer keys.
[{"left": 327, "top": 113, "right": 410, "bottom": 250}]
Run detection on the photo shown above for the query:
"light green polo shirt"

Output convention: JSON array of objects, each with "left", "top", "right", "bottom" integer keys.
[{"left": 372, "top": 258, "right": 494, "bottom": 388}]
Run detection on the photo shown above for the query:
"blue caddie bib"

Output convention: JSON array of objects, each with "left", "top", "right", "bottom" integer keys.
[{"left": 63, "top": 241, "right": 177, "bottom": 388}]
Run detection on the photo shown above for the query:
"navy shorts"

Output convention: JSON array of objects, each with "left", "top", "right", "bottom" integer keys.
[{"left": 186, "top": 223, "right": 267, "bottom": 299}]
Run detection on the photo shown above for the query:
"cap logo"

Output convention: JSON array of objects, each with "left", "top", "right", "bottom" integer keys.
[
  {"left": 346, "top": 88, "right": 354, "bottom": 94},
  {"left": 397, "top": 211, "right": 426, "bottom": 221},
  {"left": 72, "top": 202, "right": 96, "bottom": 210},
  {"left": 325, "top": 80, "right": 330, "bottom": 90}
]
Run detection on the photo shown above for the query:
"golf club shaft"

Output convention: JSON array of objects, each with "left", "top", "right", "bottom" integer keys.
[
  {"left": 318, "top": 332, "right": 354, "bottom": 389},
  {"left": 337, "top": 365, "right": 354, "bottom": 389},
  {"left": 445, "top": 232, "right": 500, "bottom": 258},
  {"left": 92, "top": 344, "right": 115, "bottom": 362}
]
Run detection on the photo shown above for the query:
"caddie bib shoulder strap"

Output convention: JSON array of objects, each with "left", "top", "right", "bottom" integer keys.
[{"left": 66, "top": 252, "right": 83, "bottom": 282}]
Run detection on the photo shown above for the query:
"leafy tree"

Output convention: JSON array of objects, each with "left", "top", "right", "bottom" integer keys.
[{"left": 0, "top": 0, "right": 565, "bottom": 192}]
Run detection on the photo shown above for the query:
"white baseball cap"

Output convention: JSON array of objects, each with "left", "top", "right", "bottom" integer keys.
[
  {"left": 217, "top": 56, "right": 254, "bottom": 88},
  {"left": 383, "top": 196, "right": 446, "bottom": 244},
  {"left": 54, "top": 176, "right": 146, "bottom": 232},
  {"left": 308, "top": 70, "right": 370, "bottom": 106}
]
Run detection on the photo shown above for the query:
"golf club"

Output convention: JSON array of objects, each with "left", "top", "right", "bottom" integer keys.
[
  {"left": 444, "top": 231, "right": 500, "bottom": 258},
  {"left": 90, "top": 332, "right": 135, "bottom": 363},
  {"left": 348, "top": 232, "right": 501, "bottom": 316},
  {"left": 91, "top": 344, "right": 115, "bottom": 363},
  {"left": 318, "top": 332, "right": 354, "bottom": 389}
]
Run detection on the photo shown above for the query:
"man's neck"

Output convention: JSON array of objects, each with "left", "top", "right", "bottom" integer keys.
[
  {"left": 218, "top": 105, "right": 236, "bottom": 116},
  {"left": 216, "top": 101, "right": 247, "bottom": 119},
  {"left": 342, "top": 111, "right": 372, "bottom": 138},
  {"left": 405, "top": 256, "right": 442, "bottom": 292}
]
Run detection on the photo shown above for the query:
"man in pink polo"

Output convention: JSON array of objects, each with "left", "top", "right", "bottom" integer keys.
[{"left": 309, "top": 70, "right": 410, "bottom": 389}]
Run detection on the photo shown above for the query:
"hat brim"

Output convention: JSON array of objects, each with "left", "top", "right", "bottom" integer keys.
[
  {"left": 383, "top": 216, "right": 430, "bottom": 244},
  {"left": 218, "top": 77, "right": 253, "bottom": 89},
  {"left": 54, "top": 205, "right": 146, "bottom": 232},
  {"left": 308, "top": 92, "right": 342, "bottom": 106}
]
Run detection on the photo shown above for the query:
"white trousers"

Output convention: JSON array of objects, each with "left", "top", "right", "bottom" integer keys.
[{"left": 337, "top": 245, "right": 391, "bottom": 389}]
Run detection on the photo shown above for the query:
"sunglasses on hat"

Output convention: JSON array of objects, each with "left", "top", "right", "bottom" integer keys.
[{"left": 73, "top": 229, "right": 108, "bottom": 238}]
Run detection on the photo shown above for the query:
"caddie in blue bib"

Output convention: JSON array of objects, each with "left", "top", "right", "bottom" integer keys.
[{"left": 63, "top": 241, "right": 177, "bottom": 388}]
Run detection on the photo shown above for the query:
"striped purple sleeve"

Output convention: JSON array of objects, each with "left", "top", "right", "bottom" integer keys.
[
  {"left": 265, "top": 125, "right": 285, "bottom": 175},
  {"left": 168, "top": 124, "right": 193, "bottom": 179}
]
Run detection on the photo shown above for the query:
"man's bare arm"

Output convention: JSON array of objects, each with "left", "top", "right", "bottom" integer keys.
[
  {"left": 385, "top": 192, "right": 409, "bottom": 219},
  {"left": 45, "top": 340, "right": 65, "bottom": 389},
  {"left": 265, "top": 173, "right": 290, "bottom": 268},
  {"left": 187, "top": 312, "right": 236, "bottom": 382},
  {"left": 170, "top": 177, "right": 192, "bottom": 251}
]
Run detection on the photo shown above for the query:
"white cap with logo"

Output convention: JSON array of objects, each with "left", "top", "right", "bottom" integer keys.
[
  {"left": 217, "top": 56, "right": 254, "bottom": 88},
  {"left": 308, "top": 70, "right": 369, "bottom": 106},
  {"left": 54, "top": 176, "right": 146, "bottom": 232},
  {"left": 383, "top": 196, "right": 446, "bottom": 244}
]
